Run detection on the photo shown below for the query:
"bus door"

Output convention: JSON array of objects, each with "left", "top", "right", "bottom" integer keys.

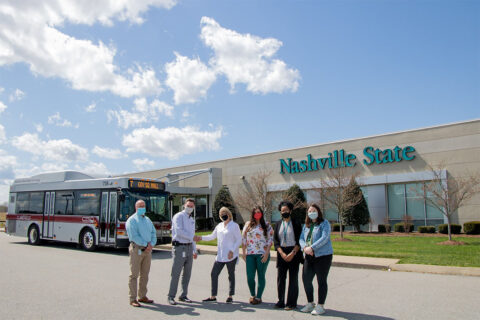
[
  {"left": 42, "top": 192, "right": 55, "bottom": 238},
  {"left": 99, "top": 191, "right": 117, "bottom": 244}
]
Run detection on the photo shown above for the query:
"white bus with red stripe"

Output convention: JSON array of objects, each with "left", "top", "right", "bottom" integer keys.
[{"left": 6, "top": 171, "right": 172, "bottom": 251}]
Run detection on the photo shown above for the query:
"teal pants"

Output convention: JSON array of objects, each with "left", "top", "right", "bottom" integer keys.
[{"left": 246, "top": 254, "right": 270, "bottom": 299}]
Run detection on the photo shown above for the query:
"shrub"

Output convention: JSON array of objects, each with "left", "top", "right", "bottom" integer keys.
[
  {"left": 196, "top": 217, "right": 214, "bottom": 231},
  {"left": 418, "top": 226, "right": 436, "bottom": 233},
  {"left": 394, "top": 223, "right": 414, "bottom": 233},
  {"left": 438, "top": 224, "right": 462, "bottom": 234},
  {"left": 342, "top": 178, "right": 370, "bottom": 232},
  {"left": 463, "top": 221, "right": 480, "bottom": 235},
  {"left": 377, "top": 224, "right": 391, "bottom": 233},
  {"left": 332, "top": 223, "right": 345, "bottom": 232}
]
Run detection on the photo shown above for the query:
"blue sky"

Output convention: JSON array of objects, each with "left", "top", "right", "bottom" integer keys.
[{"left": 0, "top": 0, "right": 479, "bottom": 203}]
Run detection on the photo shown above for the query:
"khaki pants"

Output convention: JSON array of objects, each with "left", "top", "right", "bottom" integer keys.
[{"left": 128, "top": 242, "right": 152, "bottom": 302}]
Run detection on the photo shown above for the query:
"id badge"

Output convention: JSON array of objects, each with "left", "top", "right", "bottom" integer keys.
[
  {"left": 182, "top": 251, "right": 186, "bottom": 258},
  {"left": 138, "top": 249, "right": 142, "bottom": 256}
]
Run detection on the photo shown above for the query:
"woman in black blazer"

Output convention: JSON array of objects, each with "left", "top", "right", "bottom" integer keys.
[{"left": 273, "top": 201, "right": 304, "bottom": 310}]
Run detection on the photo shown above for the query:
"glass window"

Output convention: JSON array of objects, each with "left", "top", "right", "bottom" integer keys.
[
  {"left": 118, "top": 190, "right": 169, "bottom": 222},
  {"left": 405, "top": 183, "right": 425, "bottom": 219},
  {"left": 15, "top": 193, "right": 29, "bottom": 214},
  {"left": 15, "top": 192, "right": 44, "bottom": 214},
  {"left": 194, "top": 196, "right": 207, "bottom": 218},
  {"left": 425, "top": 182, "right": 444, "bottom": 219},
  {"left": 74, "top": 190, "right": 100, "bottom": 216},
  {"left": 360, "top": 187, "right": 369, "bottom": 205},
  {"left": 387, "top": 184, "right": 405, "bottom": 219},
  {"left": 270, "top": 191, "right": 283, "bottom": 222},
  {"left": 55, "top": 191, "right": 74, "bottom": 215}
]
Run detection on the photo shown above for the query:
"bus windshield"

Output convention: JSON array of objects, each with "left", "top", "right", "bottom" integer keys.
[{"left": 119, "top": 190, "right": 169, "bottom": 222}]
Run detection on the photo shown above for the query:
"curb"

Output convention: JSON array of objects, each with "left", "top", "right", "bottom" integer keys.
[{"left": 155, "top": 244, "right": 480, "bottom": 277}]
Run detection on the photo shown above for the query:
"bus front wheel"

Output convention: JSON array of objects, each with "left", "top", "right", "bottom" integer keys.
[
  {"left": 80, "top": 229, "right": 97, "bottom": 251},
  {"left": 27, "top": 225, "right": 41, "bottom": 245}
]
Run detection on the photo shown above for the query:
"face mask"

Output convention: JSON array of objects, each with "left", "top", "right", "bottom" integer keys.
[
  {"left": 308, "top": 211, "right": 318, "bottom": 220},
  {"left": 281, "top": 212, "right": 290, "bottom": 219},
  {"left": 137, "top": 208, "right": 146, "bottom": 216},
  {"left": 185, "top": 207, "right": 194, "bottom": 214},
  {"left": 221, "top": 215, "right": 229, "bottom": 221},
  {"left": 253, "top": 212, "right": 262, "bottom": 220}
]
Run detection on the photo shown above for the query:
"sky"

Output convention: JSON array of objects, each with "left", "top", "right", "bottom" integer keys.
[{"left": 0, "top": 0, "right": 479, "bottom": 203}]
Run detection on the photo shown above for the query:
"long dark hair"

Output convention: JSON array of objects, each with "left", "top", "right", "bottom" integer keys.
[
  {"left": 305, "top": 203, "right": 324, "bottom": 227},
  {"left": 248, "top": 206, "right": 268, "bottom": 238}
]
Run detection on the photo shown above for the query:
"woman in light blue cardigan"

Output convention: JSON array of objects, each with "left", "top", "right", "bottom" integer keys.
[{"left": 299, "top": 203, "right": 333, "bottom": 315}]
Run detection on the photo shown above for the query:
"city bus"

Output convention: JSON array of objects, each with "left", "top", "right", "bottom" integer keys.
[{"left": 5, "top": 171, "right": 172, "bottom": 251}]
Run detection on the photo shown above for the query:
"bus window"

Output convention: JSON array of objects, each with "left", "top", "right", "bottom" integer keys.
[
  {"left": 74, "top": 190, "right": 100, "bottom": 216},
  {"left": 15, "top": 192, "right": 44, "bottom": 214},
  {"left": 118, "top": 191, "right": 168, "bottom": 222},
  {"left": 55, "top": 191, "right": 74, "bottom": 215}
]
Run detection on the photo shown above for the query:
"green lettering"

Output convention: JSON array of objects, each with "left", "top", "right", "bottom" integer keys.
[
  {"left": 363, "top": 146, "right": 375, "bottom": 165},
  {"left": 346, "top": 154, "right": 356, "bottom": 167},
  {"left": 279, "top": 158, "right": 291, "bottom": 174},
  {"left": 403, "top": 146, "right": 416, "bottom": 161},
  {"left": 299, "top": 160, "right": 308, "bottom": 172},
  {"left": 382, "top": 149, "right": 394, "bottom": 163}
]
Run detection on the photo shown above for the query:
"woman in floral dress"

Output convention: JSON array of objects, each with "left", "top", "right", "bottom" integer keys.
[{"left": 242, "top": 206, "right": 274, "bottom": 305}]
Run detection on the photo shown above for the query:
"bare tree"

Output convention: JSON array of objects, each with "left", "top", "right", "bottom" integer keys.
[
  {"left": 313, "top": 167, "right": 361, "bottom": 240},
  {"left": 234, "top": 169, "right": 275, "bottom": 221},
  {"left": 420, "top": 163, "right": 480, "bottom": 241}
]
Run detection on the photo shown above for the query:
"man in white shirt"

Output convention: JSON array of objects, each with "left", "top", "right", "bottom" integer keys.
[{"left": 167, "top": 198, "right": 198, "bottom": 305}]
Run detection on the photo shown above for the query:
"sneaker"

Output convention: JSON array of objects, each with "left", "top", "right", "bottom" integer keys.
[
  {"left": 202, "top": 297, "right": 217, "bottom": 302},
  {"left": 301, "top": 302, "right": 315, "bottom": 313},
  {"left": 179, "top": 296, "right": 193, "bottom": 303},
  {"left": 274, "top": 301, "right": 285, "bottom": 309},
  {"left": 311, "top": 305, "right": 326, "bottom": 315},
  {"left": 167, "top": 297, "right": 177, "bottom": 305},
  {"left": 226, "top": 297, "right": 233, "bottom": 303}
]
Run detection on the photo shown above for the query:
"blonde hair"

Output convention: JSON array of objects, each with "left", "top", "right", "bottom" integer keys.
[{"left": 219, "top": 207, "right": 233, "bottom": 221}]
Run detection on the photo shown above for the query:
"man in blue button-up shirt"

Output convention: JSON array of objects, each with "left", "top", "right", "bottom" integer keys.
[{"left": 126, "top": 200, "right": 157, "bottom": 307}]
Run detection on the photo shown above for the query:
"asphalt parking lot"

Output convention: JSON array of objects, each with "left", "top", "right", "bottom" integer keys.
[{"left": 0, "top": 232, "right": 478, "bottom": 320}]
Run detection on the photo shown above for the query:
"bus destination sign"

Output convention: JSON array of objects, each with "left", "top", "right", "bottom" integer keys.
[{"left": 129, "top": 179, "right": 165, "bottom": 191}]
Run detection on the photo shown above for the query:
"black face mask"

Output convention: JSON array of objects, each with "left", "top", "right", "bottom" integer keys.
[
  {"left": 221, "top": 215, "right": 229, "bottom": 221},
  {"left": 281, "top": 212, "right": 291, "bottom": 219}
]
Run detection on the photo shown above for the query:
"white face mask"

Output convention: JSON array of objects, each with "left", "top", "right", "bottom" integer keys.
[
  {"left": 308, "top": 211, "right": 318, "bottom": 220},
  {"left": 185, "top": 207, "right": 194, "bottom": 214}
]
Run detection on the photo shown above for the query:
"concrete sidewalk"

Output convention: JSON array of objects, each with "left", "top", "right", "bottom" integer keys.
[{"left": 156, "top": 243, "right": 480, "bottom": 277}]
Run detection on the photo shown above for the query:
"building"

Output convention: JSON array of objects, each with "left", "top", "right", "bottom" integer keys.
[{"left": 127, "top": 119, "right": 480, "bottom": 231}]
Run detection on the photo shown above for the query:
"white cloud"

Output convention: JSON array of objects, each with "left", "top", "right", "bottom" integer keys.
[
  {"left": 48, "top": 112, "right": 74, "bottom": 127},
  {"left": 92, "top": 146, "right": 126, "bottom": 159},
  {"left": 9, "top": 88, "right": 25, "bottom": 102},
  {"left": 75, "top": 161, "right": 110, "bottom": 177},
  {"left": 165, "top": 52, "right": 217, "bottom": 105},
  {"left": 0, "top": 124, "right": 6, "bottom": 144},
  {"left": 0, "top": 87, "right": 4, "bottom": 94},
  {"left": 0, "top": 149, "right": 16, "bottom": 179},
  {"left": 85, "top": 103, "right": 96, "bottom": 113},
  {"left": 0, "top": 101, "right": 7, "bottom": 114},
  {"left": 200, "top": 17, "right": 300, "bottom": 94},
  {"left": 108, "top": 97, "right": 173, "bottom": 129},
  {"left": 11, "top": 133, "right": 89, "bottom": 162},
  {"left": 122, "top": 125, "right": 222, "bottom": 160},
  {"left": 0, "top": 1, "right": 176, "bottom": 98},
  {"left": 35, "top": 123, "right": 43, "bottom": 133},
  {"left": 133, "top": 158, "right": 155, "bottom": 171}
]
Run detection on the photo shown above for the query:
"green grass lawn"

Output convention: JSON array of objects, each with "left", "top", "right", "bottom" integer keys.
[{"left": 195, "top": 231, "right": 480, "bottom": 267}]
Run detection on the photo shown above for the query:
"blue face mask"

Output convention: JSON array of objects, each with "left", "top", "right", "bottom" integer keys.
[{"left": 137, "top": 208, "right": 146, "bottom": 216}]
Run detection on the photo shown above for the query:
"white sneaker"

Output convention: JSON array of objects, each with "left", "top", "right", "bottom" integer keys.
[
  {"left": 311, "top": 305, "right": 326, "bottom": 315},
  {"left": 301, "top": 302, "right": 315, "bottom": 313}
]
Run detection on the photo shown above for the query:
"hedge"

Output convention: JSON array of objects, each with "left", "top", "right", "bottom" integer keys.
[
  {"left": 418, "top": 226, "right": 436, "bottom": 233},
  {"left": 394, "top": 223, "right": 414, "bottom": 233},
  {"left": 377, "top": 224, "right": 391, "bottom": 233},
  {"left": 332, "top": 223, "right": 345, "bottom": 232},
  {"left": 463, "top": 221, "right": 480, "bottom": 235},
  {"left": 438, "top": 224, "right": 462, "bottom": 234}
]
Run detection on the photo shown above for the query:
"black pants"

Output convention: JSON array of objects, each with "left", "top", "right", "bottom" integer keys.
[
  {"left": 211, "top": 258, "right": 237, "bottom": 296},
  {"left": 302, "top": 254, "right": 332, "bottom": 305},
  {"left": 277, "top": 246, "right": 300, "bottom": 307}
]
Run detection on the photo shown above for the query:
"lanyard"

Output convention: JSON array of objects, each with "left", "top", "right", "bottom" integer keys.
[
  {"left": 306, "top": 224, "right": 314, "bottom": 246},
  {"left": 282, "top": 220, "right": 290, "bottom": 243}
]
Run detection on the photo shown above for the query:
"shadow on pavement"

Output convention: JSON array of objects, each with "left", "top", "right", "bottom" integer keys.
[
  {"left": 325, "top": 309, "right": 395, "bottom": 320},
  {"left": 139, "top": 301, "right": 256, "bottom": 315}
]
